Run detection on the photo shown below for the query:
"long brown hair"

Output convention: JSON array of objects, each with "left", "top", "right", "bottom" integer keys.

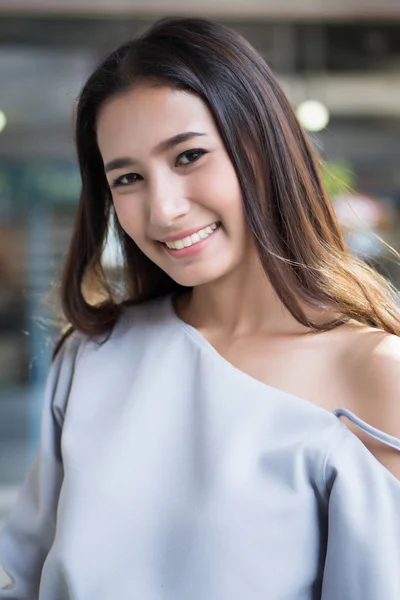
[{"left": 55, "top": 16, "right": 400, "bottom": 354}]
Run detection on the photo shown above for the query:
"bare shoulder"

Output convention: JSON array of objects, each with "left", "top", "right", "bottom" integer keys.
[
  {"left": 338, "top": 324, "right": 400, "bottom": 477},
  {"left": 342, "top": 326, "right": 400, "bottom": 424}
]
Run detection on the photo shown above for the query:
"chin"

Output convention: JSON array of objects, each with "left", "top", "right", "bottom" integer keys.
[{"left": 167, "top": 265, "right": 229, "bottom": 288}]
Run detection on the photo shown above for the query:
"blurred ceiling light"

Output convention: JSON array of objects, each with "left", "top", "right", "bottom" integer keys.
[
  {"left": 0, "top": 109, "right": 6, "bottom": 133},
  {"left": 296, "top": 100, "right": 329, "bottom": 132}
]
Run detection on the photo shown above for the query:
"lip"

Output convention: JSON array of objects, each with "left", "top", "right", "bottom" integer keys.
[
  {"left": 162, "top": 223, "right": 220, "bottom": 258},
  {"left": 158, "top": 222, "right": 219, "bottom": 243}
]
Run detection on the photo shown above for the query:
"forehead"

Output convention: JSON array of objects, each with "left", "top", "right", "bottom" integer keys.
[{"left": 96, "top": 85, "right": 217, "bottom": 158}]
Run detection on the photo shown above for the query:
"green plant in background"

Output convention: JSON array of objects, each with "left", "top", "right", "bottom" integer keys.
[{"left": 320, "top": 160, "right": 354, "bottom": 198}]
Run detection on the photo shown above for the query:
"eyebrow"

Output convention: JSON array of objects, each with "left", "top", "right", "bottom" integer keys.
[{"left": 104, "top": 131, "right": 207, "bottom": 173}]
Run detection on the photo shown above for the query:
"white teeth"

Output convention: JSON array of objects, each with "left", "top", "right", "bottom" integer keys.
[{"left": 164, "top": 222, "right": 219, "bottom": 250}]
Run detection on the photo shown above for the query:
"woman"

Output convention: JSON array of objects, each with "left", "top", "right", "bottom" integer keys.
[{"left": 1, "top": 17, "right": 399, "bottom": 599}]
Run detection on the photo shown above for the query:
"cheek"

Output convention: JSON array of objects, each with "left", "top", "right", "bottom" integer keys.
[
  {"left": 206, "top": 160, "right": 244, "bottom": 219},
  {"left": 113, "top": 198, "right": 144, "bottom": 240}
]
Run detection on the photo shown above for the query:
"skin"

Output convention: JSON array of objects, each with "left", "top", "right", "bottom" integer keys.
[{"left": 97, "top": 84, "right": 400, "bottom": 478}]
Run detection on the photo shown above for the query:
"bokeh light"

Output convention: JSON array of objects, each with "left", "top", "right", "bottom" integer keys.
[
  {"left": 0, "top": 109, "right": 7, "bottom": 133},
  {"left": 296, "top": 100, "right": 329, "bottom": 132}
]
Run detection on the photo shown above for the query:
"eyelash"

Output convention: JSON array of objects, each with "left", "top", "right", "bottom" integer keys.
[{"left": 110, "top": 148, "right": 207, "bottom": 189}]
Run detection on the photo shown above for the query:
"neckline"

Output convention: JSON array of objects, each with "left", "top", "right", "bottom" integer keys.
[
  {"left": 161, "top": 294, "right": 400, "bottom": 451},
  {"left": 165, "top": 294, "right": 341, "bottom": 422}
]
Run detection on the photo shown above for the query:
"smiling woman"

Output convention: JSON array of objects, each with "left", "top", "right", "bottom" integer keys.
[
  {"left": 1, "top": 16, "right": 400, "bottom": 600},
  {"left": 96, "top": 85, "right": 246, "bottom": 288}
]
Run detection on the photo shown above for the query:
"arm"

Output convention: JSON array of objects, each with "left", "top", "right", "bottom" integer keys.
[
  {"left": 321, "top": 423, "right": 400, "bottom": 600},
  {"left": 341, "top": 330, "right": 400, "bottom": 478},
  {"left": 0, "top": 333, "right": 82, "bottom": 598}
]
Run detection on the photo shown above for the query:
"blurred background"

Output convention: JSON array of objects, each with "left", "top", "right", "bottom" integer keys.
[{"left": 0, "top": 0, "right": 400, "bottom": 534}]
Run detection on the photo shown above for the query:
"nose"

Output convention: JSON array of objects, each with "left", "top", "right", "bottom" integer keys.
[{"left": 148, "top": 175, "right": 190, "bottom": 228}]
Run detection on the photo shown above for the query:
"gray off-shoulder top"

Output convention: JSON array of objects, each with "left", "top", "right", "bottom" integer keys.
[{"left": 0, "top": 295, "right": 399, "bottom": 599}]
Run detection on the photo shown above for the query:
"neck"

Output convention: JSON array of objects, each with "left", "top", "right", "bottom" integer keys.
[{"left": 177, "top": 253, "right": 308, "bottom": 338}]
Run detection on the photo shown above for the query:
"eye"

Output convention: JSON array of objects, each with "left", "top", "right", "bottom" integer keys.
[
  {"left": 110, "top": 172, "right": 142, "bottom": 188},
  {"left": 175, "top": 148, "right": 206, "bottom": 167}
]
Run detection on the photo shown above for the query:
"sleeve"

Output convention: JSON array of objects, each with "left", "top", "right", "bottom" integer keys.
[
  {"left": 321, "top": 423, "right": 400, "bottom": 600},
  {"left": 0, "top": 333, "right": 83, "bottom": 598}
]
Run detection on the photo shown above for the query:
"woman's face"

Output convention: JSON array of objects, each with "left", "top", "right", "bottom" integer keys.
[{"left": 97, "top": 84, "right": 254, "bottom": 287}]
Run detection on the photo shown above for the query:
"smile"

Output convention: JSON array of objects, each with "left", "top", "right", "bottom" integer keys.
[{"left": 163, "top": 222, "right": 219, "bottom": 250}]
